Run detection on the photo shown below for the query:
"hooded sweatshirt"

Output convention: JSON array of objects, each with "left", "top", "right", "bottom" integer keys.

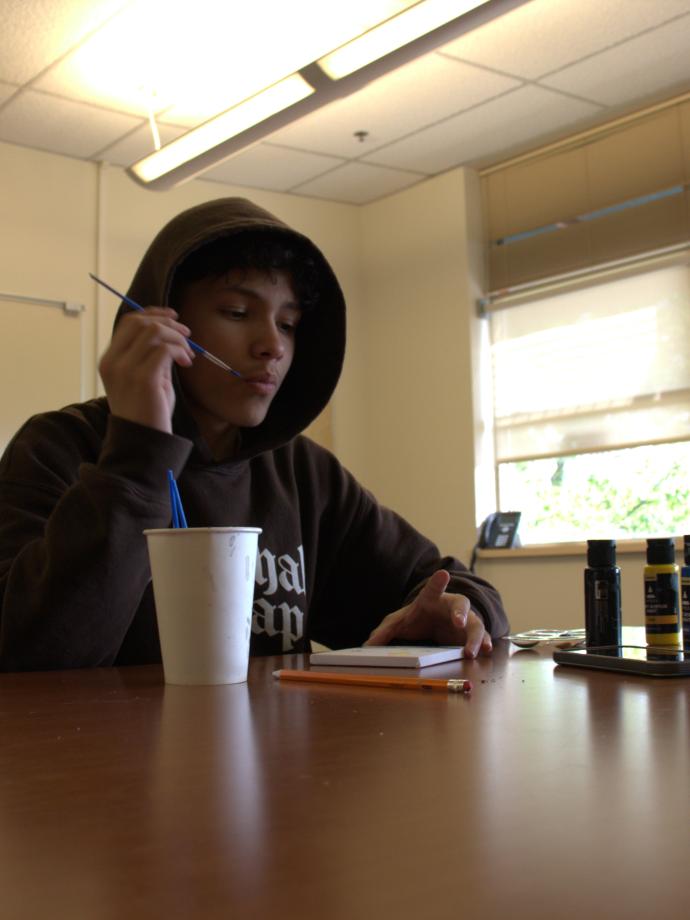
[{"left": 0, "top": 197, "right": 508, "bottom": 671}]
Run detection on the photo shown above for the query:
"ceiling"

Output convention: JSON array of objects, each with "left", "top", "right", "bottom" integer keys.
[{"left": 2, "top": 0, "right": 690, "bottom": 205}]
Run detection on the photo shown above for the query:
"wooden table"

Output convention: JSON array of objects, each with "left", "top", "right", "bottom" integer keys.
[{"left": 1, "top": 637, "right": 688, "bottom": 920}]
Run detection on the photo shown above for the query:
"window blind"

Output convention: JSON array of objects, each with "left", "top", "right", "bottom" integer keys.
[
  {"left": 482, "top": 96, "right": 690, "bottom": 292},
  {"left": 489, "top": 254, "right": 690, "bottom": 463}
]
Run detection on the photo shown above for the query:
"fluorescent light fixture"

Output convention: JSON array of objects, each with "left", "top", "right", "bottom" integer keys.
[
  {"left": 128, "top": 0, "right": 530, "bottom": 190},
  {"left": 318, "top": 0, "right": 490, "bottom": 79},
  {"left": 131, "top": 74, "right": 313, "bottom": 184}
]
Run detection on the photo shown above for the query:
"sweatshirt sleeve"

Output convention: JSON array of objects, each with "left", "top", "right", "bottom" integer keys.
[
  {"left": 303, "top": 447, "right": 509, "bottom": 649},
  {"left": 0, "top": 411, "right": 193, "bottom": 671}
]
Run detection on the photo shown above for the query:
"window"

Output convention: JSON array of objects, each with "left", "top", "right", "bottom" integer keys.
[{"left": 487, "top": 252, "right": 690, "bottom": 544}]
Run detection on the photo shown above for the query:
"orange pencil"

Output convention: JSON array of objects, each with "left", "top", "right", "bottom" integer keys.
[{"left": 272, "top": 669, "right": 472, "bottom": 693}]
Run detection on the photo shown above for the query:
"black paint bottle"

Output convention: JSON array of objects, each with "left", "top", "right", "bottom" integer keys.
[{"left": 585, "top": 539, "right": 622, "bottom": 648}]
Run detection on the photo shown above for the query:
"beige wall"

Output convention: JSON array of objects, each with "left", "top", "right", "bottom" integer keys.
[
  {"left": 357, "top": 169, "right": 488, "bottom": 561},
  {"left": 476, "top": 547, "right": 647, "bottom": 633},
  {"left": 1, "top": 142, "right": 98, "bottom": 397}
]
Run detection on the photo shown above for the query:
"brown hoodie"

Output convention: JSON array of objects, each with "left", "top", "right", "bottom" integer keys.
[{"left": 0, "top": 197, "right": 507, "bottom": 670}]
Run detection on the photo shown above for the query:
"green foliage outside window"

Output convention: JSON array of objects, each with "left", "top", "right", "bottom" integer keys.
[{"left": 499, "top": 442, "right": 690, "bottom": 544}]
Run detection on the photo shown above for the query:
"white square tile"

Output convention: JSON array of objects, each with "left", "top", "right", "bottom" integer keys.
[
  {"left": 268, "top": 53, "right": 520, "bottom": 159},
  {"left": 0, "top": 0, "right": 128, "bottom": 84},
  {"left": 439, "top": 0, "right": 690, "bottom": 79},
  {"left": 292, "top": 161, "right": 423, "bottom": 205},
  {"left": 0, "top": 82, "right": 18, "bottom": 106},
  {"left": 0, "top": 89, "right": 143, "bottom": 158},
  {"left": 201, "top": 143, "right": 344, "bottom": 192},
  {"left": 363, "top": 85, "right": 603, "bottom": 173},
  {"left": 540, "top": 14, "right": 690, "bottom": 105}
]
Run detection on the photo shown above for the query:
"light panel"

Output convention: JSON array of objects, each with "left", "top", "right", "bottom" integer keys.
[
  {"left": 318, "top": 0, "right": 491, "bottom": 79},
  {"left": 131, "top": 75, "right": 314, "bottom": 183}
]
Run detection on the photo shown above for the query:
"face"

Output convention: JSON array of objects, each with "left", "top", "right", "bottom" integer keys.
[{"left": 175, "top": 268, "right": 301, "bottom": 453}]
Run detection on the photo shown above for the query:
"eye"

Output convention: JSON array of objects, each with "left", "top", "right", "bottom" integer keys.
[
  {"left": 219, "top": 305, "right": 247, "bottom": 319},
  {"left": 279, "top": 310, "right": 301, "bottom": 334}
]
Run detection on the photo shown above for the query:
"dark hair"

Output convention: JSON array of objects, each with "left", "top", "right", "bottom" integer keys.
[{"left": 169, "top": 229, "right": 321, "bottom": 311}]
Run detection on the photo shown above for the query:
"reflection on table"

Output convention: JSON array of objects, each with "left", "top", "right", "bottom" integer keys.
[{"left": 1, "top": 633, "right": 688, "bottom": 919}]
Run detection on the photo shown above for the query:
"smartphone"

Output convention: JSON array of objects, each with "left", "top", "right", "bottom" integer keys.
[{"left": 553, "top": 645, "right": 690, "bottom": 677}]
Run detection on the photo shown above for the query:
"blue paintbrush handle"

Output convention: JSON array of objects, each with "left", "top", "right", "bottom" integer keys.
[
  {"left": 167, "top": 470, "right": 180, "bottom": 528},
  {"left": 91, "top": 273, "right": 205, "bottom": 355},
  {"left": 89, "top": 273, "right": 240, "bottom": 376},
  {"left": 167, "top": 469, "right": 188, "bottom": 529}
]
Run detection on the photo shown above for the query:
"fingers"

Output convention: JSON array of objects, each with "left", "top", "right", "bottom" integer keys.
[
  {"left": 366, "top": 587, "right": 464, "bottom": 647},
  {"left": 123, "top": 325, "right": 194, "bottom": 375},
  {"left": 364, "top": 570, "right": 495, "bottom": 658},
  {"left": 363, "top": 609, "right": 406, "bottom": 646},
  {"left": 462, "top": 611, "right": 493, "bottom": 659},
  {"left": 393, "top": 570, "right": 454, "bottom": 637},
  {"left": 107, "top": 309, "right": 193, "bottom": 365},
  {"left": 99, "top": 308, "right": 195, "bottom": 432},
  {"left": 365, "top": 597, "right": 493, "bottom": 659}
]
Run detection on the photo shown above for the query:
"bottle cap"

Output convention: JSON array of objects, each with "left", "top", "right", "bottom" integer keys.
[
  {"left": 587, "top": 539, "right": 616, "bottom": 567},
  {"left": 646, "top": 537, "right": 675, "bottom": 565}
]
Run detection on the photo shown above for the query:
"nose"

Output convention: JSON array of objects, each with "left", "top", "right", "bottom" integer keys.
[{"left": 251, "top": 319, "right": 285, "bottom": 360}]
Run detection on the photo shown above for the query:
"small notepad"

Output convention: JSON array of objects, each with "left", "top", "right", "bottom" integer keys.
[{"left": 309, "top": 646, "right": 463, "bottom": 668}]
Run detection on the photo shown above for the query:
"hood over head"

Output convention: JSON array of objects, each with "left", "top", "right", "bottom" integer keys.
[{"left": 114, "top": 197, "right": 346, "bottom": 461}]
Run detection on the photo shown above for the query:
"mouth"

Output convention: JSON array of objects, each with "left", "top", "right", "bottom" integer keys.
[{"left": 243, "top": 373, "right": 278, "bottom": 394}]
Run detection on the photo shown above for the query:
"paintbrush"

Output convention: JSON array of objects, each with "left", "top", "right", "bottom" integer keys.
[
  {"left": 89, "top": 272, "right": 241, "bottom": 377},
  {"left": 167, "top": 469, "right": 188, "bottom": 528}
]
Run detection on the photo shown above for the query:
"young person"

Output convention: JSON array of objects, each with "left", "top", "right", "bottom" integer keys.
[{"left": 0, "top": 197, "right": 508, "bottom": 671}]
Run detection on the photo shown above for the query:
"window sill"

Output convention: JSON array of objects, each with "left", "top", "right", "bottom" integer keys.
[{"left": 476, "top": 537, "right": 674, "bottom": 560}]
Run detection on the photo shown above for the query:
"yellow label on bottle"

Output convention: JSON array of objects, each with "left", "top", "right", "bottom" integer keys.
[{"left": 644, "top": 566, "right": 681, "bottom": 648}]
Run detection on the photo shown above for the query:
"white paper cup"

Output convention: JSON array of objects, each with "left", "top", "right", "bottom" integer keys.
[{"left": 144, "top": 527, "right": 261, "bottom": 685}]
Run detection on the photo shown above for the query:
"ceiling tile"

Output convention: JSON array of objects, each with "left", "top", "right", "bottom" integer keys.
[
  {"left": 0, "top": 90, "right": 143, "bottom": 159},
  {"left": 363, "top": 85, "right": 603, "bottom": 174},
  {"left": 0, "top": 0, "right": 128, "bottom": 84},
  {"left": 0, "top": 82, "right": 19, "bottom": 106},
  {"left": 439, "top": 0, "right": 690, "bottom": 80},
  {"left": 267, "top": 54, "right": 520, "bottom": 159},
  {"left": 292, "top": 161, "right": 422, "bottom": 205},
  {"left": 201, "top": 143, "right": 344, "bottom": 192},
  {"left": 539, "top": 14, "right": 690, "bottom": 106},
  {"left": 96, "top": 122, "right": 187, "bottom": 167}
]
